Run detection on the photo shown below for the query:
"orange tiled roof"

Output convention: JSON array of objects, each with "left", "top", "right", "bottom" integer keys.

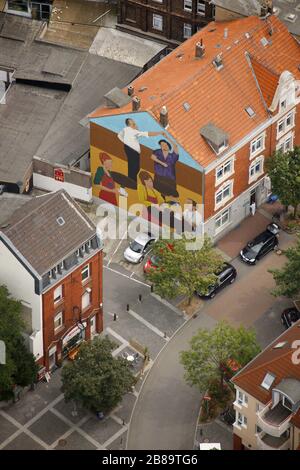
[
  {"left": 232, "top": 321, "right": 300, "bottom": 405},
  {"left": 90, "top": 16, "right": 300, "bottom": 168}
]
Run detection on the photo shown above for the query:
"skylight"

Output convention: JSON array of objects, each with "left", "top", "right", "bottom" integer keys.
[
  {"left": 261, "top": 37, "right": 269, "bottom": 47},
  {"left": 245, "top": 106, "right": 255, "bottom": 118},
  {"left": 273, "top": 341, "right": 287, "bottom": 349},
  {"left": 57, "top": 216, "right": 65, "bottom": 226},
  {"left": 183, "top": 102, "right": 191, "bottom": 111},
  {"left": 261, "top": 372, "right": 276, "bottom": 390}
]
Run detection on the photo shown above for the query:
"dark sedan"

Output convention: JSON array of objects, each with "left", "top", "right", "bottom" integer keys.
[
  {"left": 195, "top": 263, "right": 237, "bottom": 299},
  {"left": 281, "top": 307, "right": 300, "bottom": 329},
  {"left": 240, "top": 223, "right": 280, "bottom": 265}
]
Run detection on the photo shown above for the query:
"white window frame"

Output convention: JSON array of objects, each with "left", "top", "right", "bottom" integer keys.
[
  {"left": 183, "top": 23, "right": 192, "bottom": 38},
  {"left": 250, "top": 133, "right": 265, "bottom": 159},
  {"left": 54, "top": 311, "right": 63, "bottom": 332},
  {"left": 81, "top": 264, "right": 90, "bottom": 283},
  {"left": 53, "top": 285, "right": 63, "bottom": 304},
  {"left": 235, "top": 390, "right": 248, "bottom": 408},
  {"left": 276, "top": 110, "right": 295, "bottom": 139},
  {"left": 184, "top": 0, "right": 192, "bottom": 12},
  {"left": 215, "top": 156, "right": 235, "bottom": 186},
  {"left": 82, "top": 290, "right": 91, "bottom": 311},
  {"left": 276, "top": 131, "right": 294, "bottom": 153},
  {"left": 153, "top": 14, "right": 163, "bottom": 31},
  {"left": 215, "top": 179, "right": 233, "bottom": 210},
  {"left": 249, "top": 155, "right": 264, "bottom": 184},
  {"left": 261, "top": 372, "right": 276, "bottom": 391},
  {"left": 197, "top": 0, "right": 206, "bottom": 16},
  {"left": 236, "top": 412, "right": 247, "bottom": 429},
  {"left": 215, "top": 207, "right": 231, "bottom": 234}
]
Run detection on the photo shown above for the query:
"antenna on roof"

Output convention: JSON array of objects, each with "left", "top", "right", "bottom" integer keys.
[{"left": 195, "top": 39, "right": 205, "bottom": 59}]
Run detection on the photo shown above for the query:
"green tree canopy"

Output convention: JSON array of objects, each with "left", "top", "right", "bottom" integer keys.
[
  {"left": 180, "top": 321, "right": 261, "bottom": 392},
  {"left": 0, "top": 286, "right": 38, "bottom": 400},
  {"left": 61, "top": 336, "right": 135, "bottom": 413},
  {"left": 146, "top": 236, "right": 225, "bottom": 305},
  {"left": 266, "top": 147, "right": 300, "bottom": 218},
  {"left": 270, "top": 234, "right": 300, "bottom": 298}
]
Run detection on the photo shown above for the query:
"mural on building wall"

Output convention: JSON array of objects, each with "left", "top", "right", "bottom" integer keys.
[{"left": 90, "top": 111, "right": 203, "bottom": 229}]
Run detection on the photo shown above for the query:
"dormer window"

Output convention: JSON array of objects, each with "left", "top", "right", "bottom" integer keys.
[{"left": 200, "top": 123, "right": 229, "bottom": 155}]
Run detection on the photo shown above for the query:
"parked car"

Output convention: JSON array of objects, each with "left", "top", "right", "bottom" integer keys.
[
  {"left": 124, "top": 233, "right": 156, "bottom": 264},
  {"left": 143, "top": 255, "right": 161, "bottom": 274},
  {"left": 281, "top": 307, "right": 300, "bottom": 329},
  {"left": 240, "top": 223, "right": 280, "bottom": 265},
  {"left": 195, "top": 263, "right": 237, "bottom": 299}
]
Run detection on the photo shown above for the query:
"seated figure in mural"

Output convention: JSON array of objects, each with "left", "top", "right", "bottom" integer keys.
[
  {"left": 93, "top": 153, "right": 118, "bottom": 206},
  {"left": 118, "top": 118, "right": 164, "bottom": 188},
  {"left": 151, "top": 137, "right": 179, "bottom": 200}
]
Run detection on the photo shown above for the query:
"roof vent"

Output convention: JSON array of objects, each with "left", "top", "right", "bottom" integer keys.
[
  {"left": 285, "top": 13, "right": 297, "bottom": 23},
  {"left": 183, "top": 102, "right": 191, "bottom": 111},
  {"left": 128, "top": 85, "right": 134, "bottom": 97},
  {"left": 260, "top": 37, "right": 269, "bottom": 47},
  {"left": 159, "top": 106, "right": 168, "bottom": 128},
  {"left": 195, "top": 39, "right": 205, "bottom": 58},
  {"left": 132, "top": 96, "right": 141, "bottom": 112},
  {"left": 57, "top": 216, "right": 65, "bottom": 226},
  {"left": 104, "top": 87, "right": 132, "bottom": 108},
  {"left": 212, "top": 54, "right": 223, "bottom": 71}
]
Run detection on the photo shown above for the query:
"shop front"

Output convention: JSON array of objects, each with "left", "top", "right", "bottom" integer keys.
[{"left": 62, "top": 322, "right": 87, "bottom": 360}]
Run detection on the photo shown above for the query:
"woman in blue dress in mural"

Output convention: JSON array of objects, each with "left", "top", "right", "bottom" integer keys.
[{"left": 151, "top": 137, "right": 179, "bottom": 200}]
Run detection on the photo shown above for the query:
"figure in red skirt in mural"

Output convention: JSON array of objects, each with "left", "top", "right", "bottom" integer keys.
[{"left": 93, "top": 153, "right": 118, "bottom": 206}]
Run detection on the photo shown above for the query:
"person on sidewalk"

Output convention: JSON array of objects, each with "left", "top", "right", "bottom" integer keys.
[{"left": 118, "top": 119, "right": 164, "bottom": 187}]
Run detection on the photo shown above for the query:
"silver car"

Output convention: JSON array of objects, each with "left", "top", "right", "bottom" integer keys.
[{"left": 124, "top": 233, "right": 156, "bottom": 264}]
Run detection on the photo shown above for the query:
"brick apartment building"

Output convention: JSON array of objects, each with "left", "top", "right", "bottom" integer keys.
[
  {"left": 0, "top": 190, "right": 103, "bottom": 375},
  {"left": 89, "top": 14, "right": 300, "bottom": 241},
  {"left": 117, "top": 0, "right": 215, "bottom": 45},
  {"left": 232, "top": 321, "right": 300, "bottom": 450}
]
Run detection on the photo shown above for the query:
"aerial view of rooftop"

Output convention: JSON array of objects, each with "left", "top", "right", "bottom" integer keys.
[{"left": 0, "top": 0, "right": 300, "bottom": 461}]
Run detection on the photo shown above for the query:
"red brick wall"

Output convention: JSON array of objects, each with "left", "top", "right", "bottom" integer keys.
[{"left": 41, "top": 250, "right": 103, "bottom": 370}]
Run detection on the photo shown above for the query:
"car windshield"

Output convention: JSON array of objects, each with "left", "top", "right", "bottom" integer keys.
[
  {"left": 247, "top": 241, "right": 264, "bottom": 254},
  {"left": 130, "top": 241, "right": 143, "bottom": 253}
]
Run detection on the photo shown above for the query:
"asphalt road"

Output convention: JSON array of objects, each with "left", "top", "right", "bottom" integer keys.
[{"left": 127, "top": 231, "right": 295, "bottom": 450}]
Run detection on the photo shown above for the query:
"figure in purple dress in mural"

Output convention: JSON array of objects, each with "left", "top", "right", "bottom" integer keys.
[
  {"left": 151, "top": 137, "right": 179, "bottom": 200},
  {"left": 117, "top": 118, "right": 164, "bottom": 188}
]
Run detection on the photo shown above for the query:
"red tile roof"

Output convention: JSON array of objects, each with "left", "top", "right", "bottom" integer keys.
[
  {"left": 232, "top": 321, "right": 300, "bottom": 405},
  {"left": 90, "top": 16, "right": 300, "bottom": 168}
]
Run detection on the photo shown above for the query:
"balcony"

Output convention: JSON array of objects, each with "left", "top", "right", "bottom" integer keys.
[
  {"left": 257, "top": 402, "right": 292, "bottom": 437},
  {"left": 257, "top": 432, "right": 290, "bottom": 450}
]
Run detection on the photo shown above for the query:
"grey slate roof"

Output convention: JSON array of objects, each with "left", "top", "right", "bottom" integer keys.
[
  {"left": 274, "top": 378, "right": 300, "bottom": 403},
  {"left": 0, "top": 193, "right": 33, "bottom": 227},
  {"left": 1, "top": 190, "right": 96, "bottom": 276},
  {"left": 0, "top": 13, "right": 141, "bottom": 184}
]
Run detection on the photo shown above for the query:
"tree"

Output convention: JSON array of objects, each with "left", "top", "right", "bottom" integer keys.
[
  {"left": 266, "top": 147, "right": 300, "bottom": 218},
  {"left": 146, "top": 235, "right": 224, "bottom": 305},
  {"left": 0, "top": 286, "right": 38, "bottom": 400},
  {"left": 270, "top": 234, "right": 300, "bottom": 298},
  {"left": 180, "top": 321, "right": 260, "bottom": 393},
  {"left": 61, "top": 337, "right": 135, "bottom": 413}
]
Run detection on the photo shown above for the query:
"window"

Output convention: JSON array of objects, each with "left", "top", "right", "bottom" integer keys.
[
  {"left": 215, "top": 207, "right": 231, "bottom": 233},
  {"left": 81, "top": 264, "right": 90, "bottom": 283},
  {"left": 250, "top": 134, "right": 265, "bottom": 158},
  {"left": 215, "top": 180, "right": 233, "bottom": 209},
  {"left": 277, "top": 111, "right": 295, "bottom": 138},
  {"left": 282, "top": 395, "right": 293, "bottom": 411},
  {"left": 82, "top": 290, "right": 91, "bottom": 311},
  {"left": 215, "top": 157, "right": 234, "bottom": 184},
  {"left": 183, "top": 23, "right": 192, "bottom": 38},
  {"left": 153, "top": 14, "right": 163, "bottom": 31},
  {"left": 261, "top": 372, "right": 276, "bottom": 390},
  {"left": 280, "top": 99, "right": 287, "bottom": 112},
  {"left": 237, "top": 412, "right": 247, "bottom": 428},
  {"left": 276, "top": 132, "right": 294, "bottom": 153},
  {"left": 237, "top": 390, "right": 248, "bottom": 406},
  {"left": 54, "top": 311, "right": 63, "bottom": 331},
  {"left": 54, "top": 285, "right": 63, "bottom": 304},
  {"left": 249, "top": 156, "right": 264, "bottom": 183},
  {"left": 7, "top": 0, "right": 30, "bottom": 13},
  {"left": 184, "top": 0, "right": 192, "bottom": 12},
  {"left": 197, "top": 0, "right": 206, "bottom": 15}
]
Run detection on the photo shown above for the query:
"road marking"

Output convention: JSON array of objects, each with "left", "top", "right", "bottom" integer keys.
[
  {"left": 128, "top": 309, "right": 170, "bottom": 341},
  {"left": 104, "top": 265, "right": 151, "bottom": 287},
  {"left": 106, "top": 227, "right": 128, "bottom": 268},
  {"left": 106, "top": 327, "right": 129, "bottom": 347},
  {"left": 102, "top": 424, "right": 127, "bottom": 449}
]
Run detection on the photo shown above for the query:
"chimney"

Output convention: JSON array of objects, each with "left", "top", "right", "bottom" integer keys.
[
  {"left": 195, "top": 39, "right": 205, "bottom": 58},
  {"left": 128, "top": 85, "right": 134, "bottom": 97},
  {"left": 260, "top": 2, "right": 270, "bottom": 17},
  {"left": 160, "top": 106, "right": 168, "bottom": 128},
  {"left": 132, "top": 96, "right": 141, "bottom": 111}
]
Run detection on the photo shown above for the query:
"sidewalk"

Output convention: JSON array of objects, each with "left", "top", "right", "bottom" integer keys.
[
  {"left": 195, "top": 420, "right": 233, "bottom": 450},
  {"left": 216, "top": 210, "right": 271, "bottom": 260}
]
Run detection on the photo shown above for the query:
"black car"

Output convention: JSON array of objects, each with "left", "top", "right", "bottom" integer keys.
[
  {"left": 281, "top": 307, "right": 300, "bottom": 329},
  {"left": 195, "top": 263, "right": 237, "bottom": 299},
  {"left": 240, "top": 223, "right": 280, "bottom": 265}
]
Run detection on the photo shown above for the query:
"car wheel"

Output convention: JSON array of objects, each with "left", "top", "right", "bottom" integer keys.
[
  {"left": 209, "top": 292, "right": 216, "bottom": 299},
  {"left": 139, "top": 255, "right": 144, "bottom": 263},
  {"left": 230, "top": 276, "right": 236, "bottom": 284}
]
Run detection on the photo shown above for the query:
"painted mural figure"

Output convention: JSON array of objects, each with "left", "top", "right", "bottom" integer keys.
[
  {"left": 93, "top": 153, "right": 118, "bottom": 206},
  {"left": 151, "top": 137, "right": 179, "bottom": 200},
  {"left": 117, "top": 118, "right": 164, "bottom": 187}
]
